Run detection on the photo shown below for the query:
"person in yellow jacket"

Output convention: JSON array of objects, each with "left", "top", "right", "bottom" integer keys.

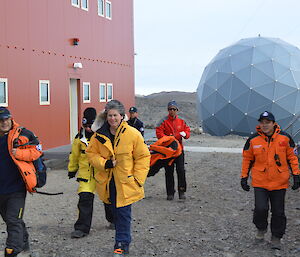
[
  {"left": 68, "top": 107, "right": 113, "bottom": 239},
  {"left": 86, "top": 100, "right": 150, "bottom": 257},
  {"left": 241, "top": 111, "right": 300, "bottom": 250}
]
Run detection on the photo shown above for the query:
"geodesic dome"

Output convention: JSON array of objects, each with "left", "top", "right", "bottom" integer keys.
[{"left": 197, "top": 36, "right": 300, "bottom": 142}]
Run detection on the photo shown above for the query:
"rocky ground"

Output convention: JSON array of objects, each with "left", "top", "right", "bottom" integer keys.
[{"left": 1, "top": 134, "right": 300, "bottom": 257}]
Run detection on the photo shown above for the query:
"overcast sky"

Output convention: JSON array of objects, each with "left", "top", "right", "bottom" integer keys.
[{"left": 133, "top": 0, "right": 300, "bottom": 95}]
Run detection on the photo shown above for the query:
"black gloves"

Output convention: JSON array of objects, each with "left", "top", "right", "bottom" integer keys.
[
  {"left": 68, "top": 171, "right": 77, "bottom": 179},
  {"left": 292, "top": 175, "right": 300, "bottom": 190},
  {"left": 241, "top": 177, "right": 250, "bottom": 191}
]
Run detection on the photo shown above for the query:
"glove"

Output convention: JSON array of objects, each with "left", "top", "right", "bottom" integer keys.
[
  {"left": 179, "top": 131, "right": 186, "bottom": 137},
  {"left": 241, "top": 177, "right": 250, "bottom": 191},
  {"left": 292, "top": 175, "right": 300, "bottom": 190},
  {"left": 68, "top": 171, "right": 77, "bottom": 179}
]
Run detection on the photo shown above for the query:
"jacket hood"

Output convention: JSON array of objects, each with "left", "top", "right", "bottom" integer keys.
[{"left": 91, "top": 111, "right": 128, "bottom": 132}]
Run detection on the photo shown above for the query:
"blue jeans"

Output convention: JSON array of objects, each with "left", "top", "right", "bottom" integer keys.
[{"left": 109, "top": 177, "right": 131, "bottom": 251}]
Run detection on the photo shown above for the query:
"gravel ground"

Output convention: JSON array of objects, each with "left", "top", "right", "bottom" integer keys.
[{"left": 1, "top": 134, "right": 300, "bottom": 257}]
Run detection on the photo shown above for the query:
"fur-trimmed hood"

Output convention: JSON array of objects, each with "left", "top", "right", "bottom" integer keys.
[{"left": 91, "top": 111, "right": 128, "bottom": 132}]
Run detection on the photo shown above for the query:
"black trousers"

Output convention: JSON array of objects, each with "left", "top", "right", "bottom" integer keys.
[
  {"left": 74, "top": 192, "right": 94, "bottom": 233},
  {"left": 164, "top": 151, "right": 186, "bottom": 196},
  {"left": 0, "top": 191, "right": 28, "bottom": 255},
  {"left": 253, "top": 187, "right": 286, "bottom": 238}
]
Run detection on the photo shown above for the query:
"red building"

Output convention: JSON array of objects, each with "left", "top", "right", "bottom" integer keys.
[{"left": 0, "top": 0, "right": 135, "bottom": 149}]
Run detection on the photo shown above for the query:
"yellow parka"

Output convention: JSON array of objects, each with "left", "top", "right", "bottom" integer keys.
[
  {"left": 86, "top": 121, "right": 150, "bottom": 208},
  {"left": 68, "top": 128, "right": 94, "bottom": 183}
]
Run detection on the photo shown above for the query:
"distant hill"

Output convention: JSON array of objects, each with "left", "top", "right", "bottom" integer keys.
[{"left": 135, "top": 91, "right": 198, "bottom": 128}]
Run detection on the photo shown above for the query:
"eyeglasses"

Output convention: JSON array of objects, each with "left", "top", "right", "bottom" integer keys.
[{"left": 168, "top": 108, "right": 178, "bottom": 111}]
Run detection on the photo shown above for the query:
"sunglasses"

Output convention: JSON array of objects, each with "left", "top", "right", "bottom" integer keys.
[{"left": 168, "top": 108, "right": 178, "bottom": 111}]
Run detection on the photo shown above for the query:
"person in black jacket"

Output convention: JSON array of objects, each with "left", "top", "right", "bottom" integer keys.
[{"left": 127, "top": 106, "right": 144, "bottom": 137}]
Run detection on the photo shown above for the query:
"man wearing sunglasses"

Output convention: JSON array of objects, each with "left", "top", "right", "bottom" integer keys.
[
  {"left": 240, "top": 111, "right": 300, "bottom": 251},
  {"left": 156, "top": 100, "right": 190, "bottom": 201}
]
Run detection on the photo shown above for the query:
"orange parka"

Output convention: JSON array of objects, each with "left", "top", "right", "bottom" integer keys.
[
  {"left": 8, "top": 120, "right": 42, "bottom": 192},
  {"left": 241, "top": 124, "right": 300, "bottom": 191}
]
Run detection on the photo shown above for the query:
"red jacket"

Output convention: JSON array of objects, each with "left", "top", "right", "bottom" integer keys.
[
  {"left": 8, "top": 120, "right": 42, "bottom": 192},
  {"left": 241, "top": 124, "right": 299, "bottom": 190},
  {"left": 156, "top": 114, "right": 190, "bottom": 149}
]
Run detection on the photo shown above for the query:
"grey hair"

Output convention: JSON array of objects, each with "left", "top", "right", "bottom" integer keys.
[{"left": 104, "top": 100, "right": 125, "bottom": 119}]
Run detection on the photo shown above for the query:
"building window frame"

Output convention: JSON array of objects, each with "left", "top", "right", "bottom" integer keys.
[
  {"left": 105, "top": 0, "right": 112, "bottom": 20},
  {"left": 107, "top": 83, "right": 113, "bottom": 101},
  {"left": 81, "top": 0, "right": 88, "bottom": 11},
  {"left": 99, "top": 83, "right": 106, "bottom": 102},
  {"left": 83, "top": 82, "right": 91, "bottom": 103},
  {"left": 71, "top": 0, "right": 80, "bottom": 8},
  {"left": 0, "top": 78, "right": 8, "bottom": 107},
  {"left": 98, "top": 0, "right": 105, "bottom": 17},
  {"left": 39, "top": 80, "right": 50, "bottom": 105}
]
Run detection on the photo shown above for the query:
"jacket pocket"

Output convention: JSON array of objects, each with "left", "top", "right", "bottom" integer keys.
[{"left": 121, "top": 176, "right": 142, "bottom": 199}]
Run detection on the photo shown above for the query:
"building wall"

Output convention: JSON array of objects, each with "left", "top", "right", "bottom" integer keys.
[{"left": 0, "top": 0, "right": 135, "bottom": 149}]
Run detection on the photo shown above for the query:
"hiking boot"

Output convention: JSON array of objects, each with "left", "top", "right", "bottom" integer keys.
[
  {"left": 271, "top": 235, "right": 281, "bottom": 250},
  {"left": 166, "top": 195, "right": 174, "bottom": 201},
  {"left": 178, "top": 191, "right": 186, "bottom": 200},
  {"left": 70, "top": 230, "right": 88, "bottom": 238},
  {"left": 5, "top": 248, "right": 17, "bottom": 257},
  {"left": 255, "top": 229, "right": 267, "bottom": 242},
  {"left": 113, "top": 248, "right": 124, "bottom": 256}
]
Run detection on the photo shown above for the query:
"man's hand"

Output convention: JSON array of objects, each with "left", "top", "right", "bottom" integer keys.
[
  {"left": 68, "top": 171, "right": 77, "bottom": 179},
  {"left": 292, "top": 175, "right": 300, "bottom": 190},
  {"left": 179, "top": 131, "right": 186, "bottom": 137},
  {"left": 241, "top": 177, "right": 250, "bottom": 191}
]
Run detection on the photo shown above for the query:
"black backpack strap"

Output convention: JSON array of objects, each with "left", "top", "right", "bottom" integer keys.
[{"left": 35, "top": 190, "right": 63, "bottom": 195}]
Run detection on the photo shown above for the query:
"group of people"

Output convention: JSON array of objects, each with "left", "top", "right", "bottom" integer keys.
[{"left": 0, "top": 101, "right": 299, "bottom": 256}]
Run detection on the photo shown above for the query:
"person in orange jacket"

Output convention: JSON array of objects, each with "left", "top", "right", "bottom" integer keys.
[
  {"left": 0, "top": 107, "right": 42, "bottom": 257},
  {"left": 156, "top": 100, "right": 190, "bottom": 200},
  {"left": 241, "top": 111, "right": 300, "bottom": 250}
]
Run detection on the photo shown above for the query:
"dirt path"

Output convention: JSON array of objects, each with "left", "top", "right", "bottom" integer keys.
[{"left": 1, "top": 135, "right": 300, "bottom": 257}]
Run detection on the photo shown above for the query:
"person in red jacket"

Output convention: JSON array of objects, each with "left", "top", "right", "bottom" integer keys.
[
  {"left": 156, "top": 100, "right": 190, "bottom": 200},
  {"left": 241, "top": 111, "right": 300, "bottom": 251}
]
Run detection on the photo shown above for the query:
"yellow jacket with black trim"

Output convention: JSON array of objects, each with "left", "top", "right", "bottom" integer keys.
[
  {"left": 68, "top": 128, "right": 94, "bottom": 182},
  {"left": 241, "top": 123, "right": 300, "bottom": 190},
  {"left": 86, "top": 121, "right": 150, "bottom": 208}
]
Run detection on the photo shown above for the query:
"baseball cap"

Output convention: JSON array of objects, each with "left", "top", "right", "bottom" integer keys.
[
  {"left": 258, "top": 111, "right": 275, "bottom": 122},
  {"left": 0, "top": 107, "right": 11, "bottom": 120},
  {"left": 129, "top": 106, "right": 138, "bottom": 113},
  {"left": 82, "top": 107, "right": 97, "bottom": 125}
]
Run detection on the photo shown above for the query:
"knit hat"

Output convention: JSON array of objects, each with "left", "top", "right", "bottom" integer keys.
[
  {"left": 167, "top": 100, "right": 178, "bottom": 109},
  {"left": 0, "top": 107, "right": 11, "bottom": 119},
  {"left": 82, "top": 107, "right": 97, "bottom": 125}
]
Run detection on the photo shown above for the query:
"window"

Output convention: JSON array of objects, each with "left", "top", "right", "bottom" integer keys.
[
  {"left": 107, "top": 83, "right": 113, "bottom": 101},
  {"left": 98, "top": 0, "right": 105, "bottom": 16},
  {"left": 39, "top": 80, "right": 50, "bottom": 105},
  {"left": 99, "top": 83, "right": 106, "bottom": 102},
  {"left": 71, "top": 0, "right": 80, "bottom": 8},
  {"left": 81, "top": 0, "right": 88, "bottom": 11},
  {"left": 0, "top": 78, "right": 8, "bottom": 107},
  {"left": 106, "top": 1, "right": 112, "bottom": 19},
  {"left": 83, "top": 82, "right": 91, "bottom": 103}
]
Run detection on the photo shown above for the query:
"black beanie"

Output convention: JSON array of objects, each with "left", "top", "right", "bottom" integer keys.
[{"left": 82, "top": 107, "right": 97, "bottom": 125}]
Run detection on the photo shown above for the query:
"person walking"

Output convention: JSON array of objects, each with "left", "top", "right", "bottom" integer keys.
[
  {"left": 0, "top": 107, "right": 42, "bottom": 256},
  {"left": 68, "top": 107, "right": 114, "bottom": 238},
  {"left": 240, "top": 111, "right": 300, "bottom": 250},
  {"left": 86, "top": 100, "right": 150, "bottom": 257},
  {"left": 127, "top": 106, "right": 144, "bottom": 137},
  {"left": 156, "top": 100, "right": 190, "bottom": 200}
]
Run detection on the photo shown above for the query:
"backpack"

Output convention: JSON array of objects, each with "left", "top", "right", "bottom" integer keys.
[{"left": 148, "top": 136, "right": 182, "bottom": 177}]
